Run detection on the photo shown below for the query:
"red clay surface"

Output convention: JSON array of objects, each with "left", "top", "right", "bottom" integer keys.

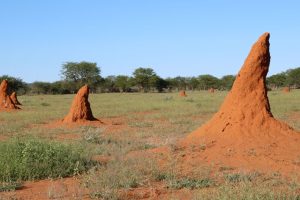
[{"left": 1, "top": 177, "right": 89, "bottom": 200}]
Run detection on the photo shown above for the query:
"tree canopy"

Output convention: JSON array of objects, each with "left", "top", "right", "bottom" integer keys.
[{"left": 61, "top": 61, "right": 101, "bottom": 92}]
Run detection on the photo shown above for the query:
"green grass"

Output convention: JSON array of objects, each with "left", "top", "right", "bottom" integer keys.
[{"left": 0, "top": 137, "right": 93, "bottom": 185}]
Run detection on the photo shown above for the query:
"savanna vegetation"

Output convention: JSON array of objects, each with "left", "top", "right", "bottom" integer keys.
[
  {"left": 2, "top": 61, "right": 300, "bottom": 95},
  {"left": 1, "top": 91, "right": 300, "bottom": 199}
]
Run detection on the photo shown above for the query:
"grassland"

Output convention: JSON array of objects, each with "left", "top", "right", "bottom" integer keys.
[{"left": 0, "top": 90, "right": 300, "bottom": 199}]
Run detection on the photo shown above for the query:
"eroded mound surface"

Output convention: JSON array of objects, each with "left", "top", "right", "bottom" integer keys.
[
  {"left": 175, "top": 33, "right": 300, "bottom": 175},
  {"left": 63, "top": 85, "right": 97, "bottom": 123},
  {"left": 10, "top": 92, "right": 22, "bottom": 105},
  {"left": 0, "top": 80, "right": 19, "bottom": 110}
]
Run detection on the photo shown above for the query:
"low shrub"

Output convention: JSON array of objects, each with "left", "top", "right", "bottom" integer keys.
[{"left": 0, "top": 138, "right": 93, "bottom": 183}]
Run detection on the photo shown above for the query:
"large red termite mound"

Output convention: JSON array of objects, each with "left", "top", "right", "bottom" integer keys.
[
  {"left": 178, "top": 33, "right": 300, "bottom": 174},
  {"left": 0, "top": 80, "right": 19, "bottom": 110},
  {"left": 10, "top": 92, "right": 22, "bottom": 105},
  {"left": 62, "top": 85, "right": 97, "bottom": 123}
]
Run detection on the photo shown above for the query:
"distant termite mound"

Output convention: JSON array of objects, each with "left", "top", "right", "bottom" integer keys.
[
  {"left": 179, "top": 90, "right": 187, "bottom": 97},
  {"left": 282, "top": 86, "right": 290, "bottom": 93},
  {"left": 208, "top": 88, "right": 215, "bottom": 93},
  {"left": 178, "top": 33, "right": 300, "bottom": 174},
  {"left": 0, "top": 80, "right": 19, "bottom": 110},
  {"left": 10, "top": 92, "right": 22, "bottom": 105},
  {"left": 62, "top": 85, "right": 97, "bottom": 123}
]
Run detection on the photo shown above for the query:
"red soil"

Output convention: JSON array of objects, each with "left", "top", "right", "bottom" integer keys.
[
  {"left": 283, "top": 87, "right": 290, "bottom": 93},
  {"left": 0, "top": 80, "right": 19, "bottom": 110},
  {"left": 10, "top": 92, "right": 22, "bottom": 105},
  {"left": 62, "top": 85, "right": 97, "bottom": 123},
  {"left": 179, "top": 90, "right": 187, "bottom": 97},
  {"left": 2, "top": 177, "right": 89, "bottom": 200},
  {"left": 175, "top": 33, "right": 300, "bottom": 176},
  {"left": 208, "top": 88, "right": 215, "bottom": 93}
]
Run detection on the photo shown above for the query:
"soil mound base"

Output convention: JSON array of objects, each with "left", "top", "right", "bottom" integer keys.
[
  {"left": 0, "top": 80, "right": 19, "bottom": 110},
  {"left": 10, "top": 92, "right": 22, "bottom": 105},
  {"left": 179, "top": 90, "right": 187, "bottom": 97},
  {"left": 177, "top": 33, "right": 300, "bottom": 175},
  {"left": 62, "top": 85, "right": 97, "bottom": 123}
]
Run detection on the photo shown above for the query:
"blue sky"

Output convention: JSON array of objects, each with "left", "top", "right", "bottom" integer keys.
[{"left": 0, "top": 0, "right": 300, "bottom": 82}]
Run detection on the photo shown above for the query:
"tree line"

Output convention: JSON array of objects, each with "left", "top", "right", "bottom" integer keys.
[{"left": 1, "top": 61, "right": 300, "bottom": 95}]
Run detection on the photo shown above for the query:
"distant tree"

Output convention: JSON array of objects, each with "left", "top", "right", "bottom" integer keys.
[
  {"left": 115, "top": 75, "right": 133, "bottom": 92},
  {"left": 0, "top": 75, "right": 28, "bottom": 95},
  {"left": 61, "top": 61, "right": 101, "bottom": 92},
  {"left": 188, "top": 77, "right": 199, "bottom": 90},
  {"left": 132, "top": 68, "right": 157, "bottom": 92},
  {"left": 267, "top": 73, "right": 287, "bottom": 89},
  {"left": 286, "top": 67, "right": 300, "bottom": 88},
  {"left": 220, "top": 75, "right": 236, "bottom": 90},
  {"left": 151, "top": 75, "right": 168, "bottom": 92},
  {"left": 29, "top": 82, "right": 52, "bottom": 94},
  {"left": 165, "top": 76, "right": 188, "bottom": 91},
  {"left": 198, "top": 75, "right": 220, "bottom": 90},
  {"left": 102, "top": 76, "right": 117, "bottom": 92}
]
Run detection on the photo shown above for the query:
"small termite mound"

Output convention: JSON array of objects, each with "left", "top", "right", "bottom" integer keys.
[
  {"left": 62, "top": 85, "right": 97, "bottom": 123},
  {"left": 282, "top": 86, "right": 290, "bottom": 93},
  {"left": 179, "top": 90, "right": 187, "bottom": 97},
  {"left": 208, "top": 88, "right": 215, "bottom": 93},
  {"left": 0, "top": 80, "right": 19, "bottom": 110}
]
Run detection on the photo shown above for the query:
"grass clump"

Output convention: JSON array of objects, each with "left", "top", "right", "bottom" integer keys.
[
  {"left": 84, "top": 157, "right": 159, "bottom": 200},
  {"left": 0, "top": 137, "right": 93, "bottom": 184},
  {"left": 168, "top": 177, "right": 213, "bottom": 189}
]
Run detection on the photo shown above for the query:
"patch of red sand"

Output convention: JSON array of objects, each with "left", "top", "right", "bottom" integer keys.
[
  {"left": 62, "top": 85, "right": 97, "bottom": 123},
  {"left": 10, "top": 92, "right": 22, "bottom": 105},
  {"left": 0, "top": 80, "right": 19, "bottom": 110},
  {"left": 1, "top": 177, "right": 89, "bottom": 200},
  {"left": 171, "top": 33, "right": 300, "bottom": 176},
  {"left": 179, "top": 90, "right": 187, "bottom": 97},
  {"left": 0, "top": 135, "right": 8, "bottom": 142}
]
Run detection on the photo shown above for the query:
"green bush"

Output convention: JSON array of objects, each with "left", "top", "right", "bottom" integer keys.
[{"left": 0, "top": 138, "right": 93, "bottom": 182}]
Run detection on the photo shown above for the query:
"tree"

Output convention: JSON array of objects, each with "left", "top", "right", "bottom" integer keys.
[
  {"left": 267, "top": 73, "right": 287, "bottom": 89},
  {"left": 188, "top": 77, "right": 199, "bottom": 90},
  {"left": 102, "top": 76, "right": 117, "bottom": 92},
  {"left": 0, "top": 75, "right": 28, "bottom": 95},
  {"left": 286, "top": 67, "right": 300, "bottom": 88},
  {"left": 132, "top": 68, "right": 157, "bottom": 92},
  {"left": 220, "top": 75, "right": 236, "bottom": 90},
  {"left": 115, "top": 75, "right": 133, "bottom": 92},
  {"left": 29, "top": 82, "right": 52, "bottom": 94},
  {"left": 61, "top": 61, "right": 101, "bottom": 92},
  {"left": 151, "top": 75, "right": 168, "bottom": 92},
  {"left": 198, "top": 75, "right": 220, "bottom": 90}
]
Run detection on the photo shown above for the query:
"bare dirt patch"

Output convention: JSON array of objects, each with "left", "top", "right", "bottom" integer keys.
[{"left": 1, "top": 177, "right": 88, "bottom": 200}]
